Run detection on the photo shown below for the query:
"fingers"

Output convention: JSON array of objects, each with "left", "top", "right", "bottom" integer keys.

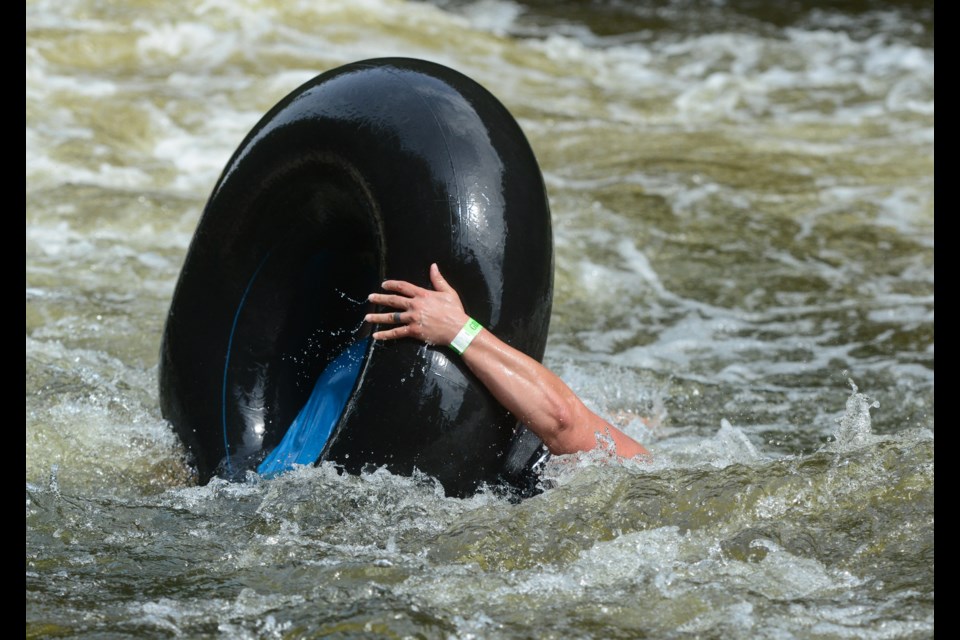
[
  {"left": 365, "top": 282, "right": 416, "bottom": 336},
  {"left": 365, "top": 308, "right": 410, "bottom": 342},
  {"left": 370, "top": 325, "right": 412, "bottom": 341},
  {"left": 380, "top": 279, "right": 427, "bottom": 298},
  {"left": 374, "top": 265, "right": 453, "bottom": 301},
  {"left": 430, "top": 262, "right": 453, "bottom": 293},
  {"left": 369, "top": 317, "right": 436, "bottom": 344},
  {"left": 365, "top": 266, "right": 461, "bottom": 344},
  {"left": 364, "top": 311, "right": 404, "bottom": 324},
  {"left": 367, "top": 292, "right": 412, "bottom": 310}
]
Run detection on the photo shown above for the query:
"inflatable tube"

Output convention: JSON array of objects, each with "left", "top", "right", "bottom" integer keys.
[{"left": 158, "top": 58, "right": 554, "bottom": 497}]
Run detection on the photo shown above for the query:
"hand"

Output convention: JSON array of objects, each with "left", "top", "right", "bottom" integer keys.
[{"left": 365, "top": 263, "right": 470, "bottom": 345}]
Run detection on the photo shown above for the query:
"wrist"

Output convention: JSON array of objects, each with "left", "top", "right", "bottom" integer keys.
[{"left": 449, "top": 317, "right": 483, "bottom": 355}]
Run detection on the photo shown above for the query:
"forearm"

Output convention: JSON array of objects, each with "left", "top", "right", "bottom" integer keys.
[
  {"left": 460, "top": 329, "right": 649, "bottom": 458},
  {"left": 458, "top": 329, "right": 586, "bottom": 454},
  {"left": 364, "top": 263, "right": 650, "bottom": 459}
]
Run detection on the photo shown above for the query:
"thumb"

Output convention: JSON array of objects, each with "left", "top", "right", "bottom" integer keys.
[{"left": 430, "top": 263, "right": 454, "bottom": 293}]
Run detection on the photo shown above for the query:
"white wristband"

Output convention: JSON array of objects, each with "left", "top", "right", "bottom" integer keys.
[{"left": 449, "top": 317, "right": 483, "bottom": 355}]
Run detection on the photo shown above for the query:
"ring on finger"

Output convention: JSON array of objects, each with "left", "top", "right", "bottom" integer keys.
[{"left": 393, "top": 311, "right": 402, "bottom": 324}]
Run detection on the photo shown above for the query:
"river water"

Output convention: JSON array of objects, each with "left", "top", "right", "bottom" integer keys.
[{"left": 26, "top": 1, "right": 933, "bottom": 638}]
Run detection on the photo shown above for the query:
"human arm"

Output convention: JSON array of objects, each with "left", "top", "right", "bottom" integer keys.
[{"left": 364, "top": 263, "right": 651, "bottom": 459}]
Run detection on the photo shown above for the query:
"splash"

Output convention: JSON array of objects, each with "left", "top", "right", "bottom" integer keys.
[{"left": 829, "top": 378, "right": 880, "bottom": 450}]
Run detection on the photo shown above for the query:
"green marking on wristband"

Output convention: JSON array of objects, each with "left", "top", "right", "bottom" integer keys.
[{"left": 450, "top": 317, "right": 483, "bottom": 355}]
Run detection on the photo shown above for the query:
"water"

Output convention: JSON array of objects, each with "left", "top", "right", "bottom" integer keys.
[{"left": 26, "top": 0, "right": 933, "bottom": 637}]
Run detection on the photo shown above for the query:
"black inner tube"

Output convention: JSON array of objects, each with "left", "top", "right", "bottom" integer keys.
[{"left": 159, "top": 58, "right": 554, "bottom": 498}]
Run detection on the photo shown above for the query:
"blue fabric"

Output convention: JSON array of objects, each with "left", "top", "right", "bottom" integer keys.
[{"left": 257, "top": 338, "right": 368, "bottom": 478}]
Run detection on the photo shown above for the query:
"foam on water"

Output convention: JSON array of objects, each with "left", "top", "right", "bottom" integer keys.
[{"left": 26, "top": 336, "right": 194, "bottom": 495}]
